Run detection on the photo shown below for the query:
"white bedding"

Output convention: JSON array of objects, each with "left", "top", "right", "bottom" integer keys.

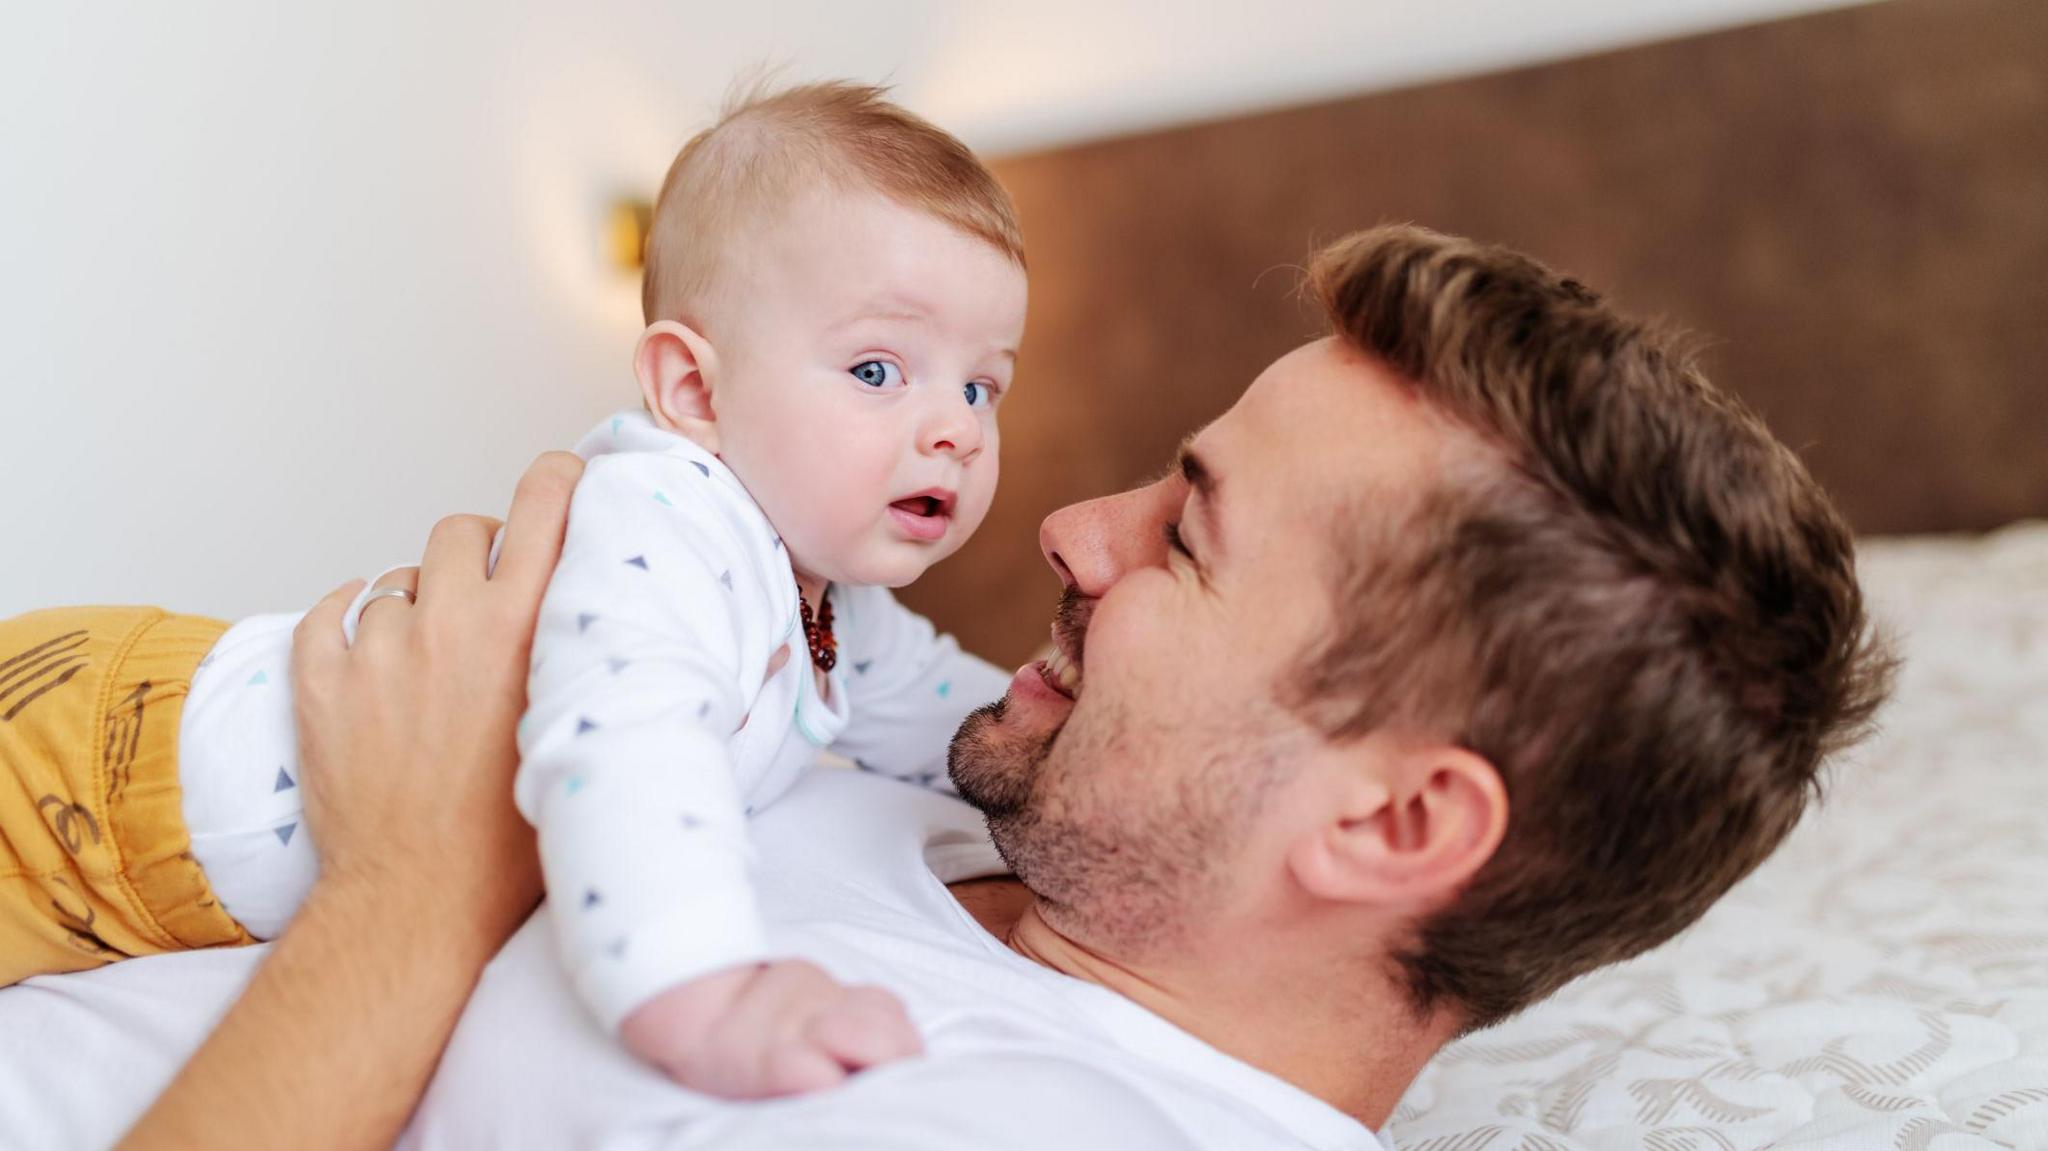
[
  {"left": 1385, "top": 523, "right": 2048, "bottom": 1151},
  {"left": 0, "top": 524, "right": 2042, "bottom": 1151}
]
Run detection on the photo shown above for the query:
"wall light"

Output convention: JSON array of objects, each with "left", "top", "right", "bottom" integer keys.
[{"left": 607, "top": 198, "right": 653, "bottom": 272}]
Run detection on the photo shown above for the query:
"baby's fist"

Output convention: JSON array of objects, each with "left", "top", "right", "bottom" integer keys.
[{"left": 619, "top": 960, "right": 922, "bottom": 1099}]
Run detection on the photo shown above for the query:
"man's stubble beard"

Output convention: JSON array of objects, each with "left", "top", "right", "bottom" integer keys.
[
  {"left": 947, "top": 693, "right": 1046, "bottom": 825},
  {"left": 948, "top": 586, "right": 1091, "bottom": 828},
  {"left": 948, "top": 685, "right": 1286, "bottom": 958}
]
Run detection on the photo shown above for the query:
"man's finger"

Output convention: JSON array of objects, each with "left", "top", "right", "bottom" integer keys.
[
  {"left": 418, "top": 513, "right": 501, "bottom": 601},
  {"left": 293, "top": 578, "right": 366, "bottom": 675},
  {"left": 490, "top": 452, "right": 582, "bottom": 595},
  {"left": 352, "top": 566, "right": 422, "bottom": 644}
]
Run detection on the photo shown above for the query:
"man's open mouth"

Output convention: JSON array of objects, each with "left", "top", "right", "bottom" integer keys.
[{"left": 1042, "top": 636, "right": 1082, "bottom": 699}]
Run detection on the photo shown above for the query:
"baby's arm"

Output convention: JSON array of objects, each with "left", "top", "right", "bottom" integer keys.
[
  {"left": 829, "top": 584, "right": 1013, "bottom": 793},
  {"left": 516, "top": 452, "right": 771, "bottom": 1029},
  {"left": 518, "top": 451, "right": 917, "bottom": 1095}
]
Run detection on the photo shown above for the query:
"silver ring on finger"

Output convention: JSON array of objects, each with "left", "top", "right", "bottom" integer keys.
[
  {"left": 342, "top": 585, "right": 416, "bottom": 647},
  {"left": 361, "top": 586, "right": 416, "bottom": 611}
]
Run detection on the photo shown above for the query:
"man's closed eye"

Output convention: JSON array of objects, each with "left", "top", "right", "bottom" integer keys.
[{"left": 1164, "top": 520, "right": 1192, "bottom": 560}]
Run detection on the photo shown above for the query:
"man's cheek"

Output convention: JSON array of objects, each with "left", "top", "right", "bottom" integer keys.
[{"left": 1086, "top": 575, "right": 1175, "bottom": 670}]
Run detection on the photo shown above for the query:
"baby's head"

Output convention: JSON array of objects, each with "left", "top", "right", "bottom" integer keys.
[{"left": 635, "top": 81, "right": 1027, "bottom": 591}]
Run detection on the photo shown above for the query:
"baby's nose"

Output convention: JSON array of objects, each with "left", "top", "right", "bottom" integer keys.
[{"left": 919, "top": 398, "right": 981, "bottom": 458}]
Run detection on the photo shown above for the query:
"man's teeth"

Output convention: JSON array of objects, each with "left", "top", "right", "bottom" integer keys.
[{"left": 1046, "top": 646, "right": 1082, "bottom": 695}]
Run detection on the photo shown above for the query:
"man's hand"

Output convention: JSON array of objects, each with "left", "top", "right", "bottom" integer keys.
[
  {"left": 287, "top": 452, "right": 583, "bottom": 950},
  {"left": 620, "top": 960, "right": 923, "bottom": 1098},
  {"left": 121, "top": 451, "right": 584, "bottom": 1151}
]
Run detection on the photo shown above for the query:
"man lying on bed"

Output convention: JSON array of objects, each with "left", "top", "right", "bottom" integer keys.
[{"left": 115, "top": 224, "right": 1893, "bottom": 1150}]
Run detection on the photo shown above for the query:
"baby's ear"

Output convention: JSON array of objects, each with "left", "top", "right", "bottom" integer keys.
[{"left": 634, "top": 321, "right": 722, "bottom": 454}]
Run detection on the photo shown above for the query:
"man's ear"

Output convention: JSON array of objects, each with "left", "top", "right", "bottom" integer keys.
[
  {"left": 634, "top": 320, "right": 722, "bottom": 453},
  {"left": 1287, "top": 742, "right": 1508, "bottom": 909}
]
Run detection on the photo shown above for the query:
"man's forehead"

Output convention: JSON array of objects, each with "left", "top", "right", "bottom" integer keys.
[{"left": 1192, "top": 339, "right": 1449, "bottom": 516}]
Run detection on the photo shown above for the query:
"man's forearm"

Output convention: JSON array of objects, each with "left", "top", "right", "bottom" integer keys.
[{"left": 120, "top": 879, "right": 504, "bottom": 1151}]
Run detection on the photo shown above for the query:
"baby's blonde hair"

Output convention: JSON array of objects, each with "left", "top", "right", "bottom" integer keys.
[{"left": 641, "top": 79, "right": 1026, "bottom": 327}]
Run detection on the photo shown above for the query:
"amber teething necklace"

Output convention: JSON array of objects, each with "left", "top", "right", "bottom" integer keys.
[{"left": 798, "top": 584, "right": 837, "bottom": 672}]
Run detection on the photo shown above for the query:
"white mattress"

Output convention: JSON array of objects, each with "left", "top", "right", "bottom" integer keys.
[
  {"left": 1385, "top": 523, "right": 2048, "bottom": 1151},
  {"left": 0, "top": 524, "right": 2042, "bottom": 1151}
]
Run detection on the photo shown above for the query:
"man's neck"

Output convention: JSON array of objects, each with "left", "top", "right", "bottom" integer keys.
[{"left": 946, "top": 877, "right": 1452, "bottom": 1130}]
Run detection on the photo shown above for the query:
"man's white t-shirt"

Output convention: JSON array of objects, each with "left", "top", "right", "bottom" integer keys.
[{"left": 404, "top": 768, "right": 1390, "bottom": 1151}]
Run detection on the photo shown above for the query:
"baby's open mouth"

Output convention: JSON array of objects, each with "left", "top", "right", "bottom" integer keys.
[{"left": 887, "top": 489, "right": 955, "bottom": 541}]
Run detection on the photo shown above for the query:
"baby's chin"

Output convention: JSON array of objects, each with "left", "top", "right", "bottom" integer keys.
[{"left": 820, "top": 539, "right": 968, "bottom": 590}]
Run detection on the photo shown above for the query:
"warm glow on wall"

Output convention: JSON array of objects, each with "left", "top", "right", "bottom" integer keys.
[{"left": 607, "top": 198, "right": 653, "bottom": 272}]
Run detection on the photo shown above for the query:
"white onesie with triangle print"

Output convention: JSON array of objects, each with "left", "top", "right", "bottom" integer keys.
[
  {"left": 173, "top": 409, "right": 1009, "bottom": 1035},
  {"left": 514, "top": 410, "right": 1009, "bottom": 1031}
]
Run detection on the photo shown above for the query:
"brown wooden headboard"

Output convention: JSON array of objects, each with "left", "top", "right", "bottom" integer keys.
[{"left": 901, "top": 0, "right": 2048, "bottom": 666}]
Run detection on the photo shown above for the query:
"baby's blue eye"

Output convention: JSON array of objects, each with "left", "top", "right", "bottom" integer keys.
[
  {"left": 963, "top": 381, "right": 992, "bottom": 408},
  {"left": 851, "top": 360, "right": 902, "bottom": 389}
]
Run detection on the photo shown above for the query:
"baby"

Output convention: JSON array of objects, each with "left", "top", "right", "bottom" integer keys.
[
  {"left": 518, "top": 82, "right": 1025, "bottom": 1090},
  {"left": 0, "top": 81, "right": 1026, "bottom": 1098}
]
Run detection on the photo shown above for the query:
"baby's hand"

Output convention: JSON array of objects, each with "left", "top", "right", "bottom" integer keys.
[{"left": 619, "top": 960, "right": 923, "bottom": 1098}]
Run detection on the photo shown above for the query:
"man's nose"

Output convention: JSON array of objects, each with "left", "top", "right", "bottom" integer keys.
[
  {"left": 1038, "top": 478, "right": 1177, "bottom": 596},
  {"left": 918, "top": 392, "right": 982, "bottom": 460}
]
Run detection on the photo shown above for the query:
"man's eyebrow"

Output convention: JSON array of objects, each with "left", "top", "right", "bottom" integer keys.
[{"left": 1176, "top": 442, "right": 1225, "bottom": 556}]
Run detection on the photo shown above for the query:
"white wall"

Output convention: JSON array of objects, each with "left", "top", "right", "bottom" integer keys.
[{"left": 0, "top": 0, "right": 1873, "bottom": 618}]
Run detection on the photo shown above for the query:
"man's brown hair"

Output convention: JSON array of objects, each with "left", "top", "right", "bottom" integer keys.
[
  {"left": 641, "top": 79, "right": 1025, "bottom": 327},
  {"left": 1292, "top": 224, "right": 1895, "bottom": 1031}
]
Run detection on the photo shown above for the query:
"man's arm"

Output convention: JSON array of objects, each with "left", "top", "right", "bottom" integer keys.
[
  {"left": 119, "top": 452, "right": 583, "bottom": 1151},
  {"left": 118, "top": 874, "right": 511, "bottom": 1148}
]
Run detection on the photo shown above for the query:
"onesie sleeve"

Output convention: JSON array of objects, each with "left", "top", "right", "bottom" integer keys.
[
  {"left": 826, "top": 584, "right": 1013, "bottom": 796},
  {"left": 514, "top": 449, "right": 783, "bottom": 1033}
]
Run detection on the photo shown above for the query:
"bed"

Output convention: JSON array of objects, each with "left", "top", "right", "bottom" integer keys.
[
  {"left": 1383, "top": 523, "right": 2048, "bottom": 1151},
  {"left": 0, "top": 523, "right": 2041, "bottom": 1150}
]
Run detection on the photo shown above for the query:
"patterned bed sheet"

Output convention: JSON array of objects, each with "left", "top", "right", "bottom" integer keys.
[{"left": 1385, "top": 522, "right": 2048, "bottom": 1151}]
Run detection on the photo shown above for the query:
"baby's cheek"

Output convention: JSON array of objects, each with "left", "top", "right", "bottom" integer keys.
[{"left": 958, "top": 465, "right": 1000, "bottom": 538}]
